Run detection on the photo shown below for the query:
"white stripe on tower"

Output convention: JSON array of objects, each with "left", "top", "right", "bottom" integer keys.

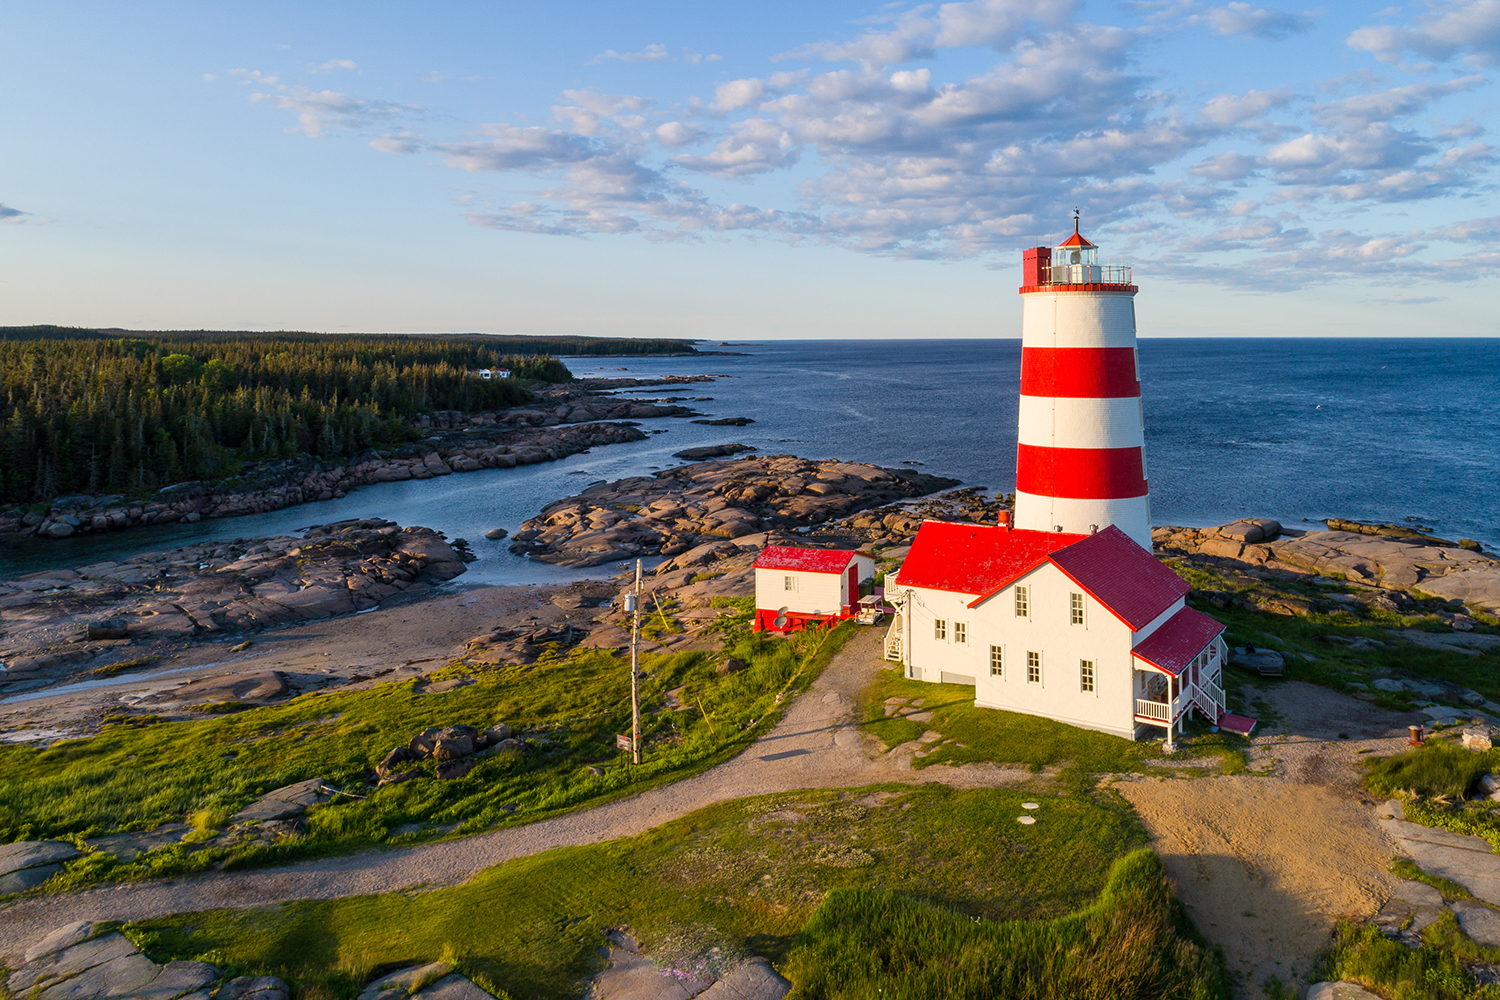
[{"left": 1013, "top": 231, "right": 1151, "bottom": 549}]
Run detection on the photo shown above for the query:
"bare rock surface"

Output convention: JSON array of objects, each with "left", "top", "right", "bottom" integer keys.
[
  {"left": 1156, "top": 520, "right": 1500, "bottom": 615},
  {"left": 0, "top": 841, "right": 81, "bottom": 894},
  {"left": 230, "top": 778, "right": 334, "bottom": 823},
  {"left": 1376, "top": 800, "right": 1500, "bottom": 905},
  {"left": 588, "top": 929, "right": 788, "bottom": 1000},
  {"left": 509, "top": 455, "right": 959, "bottom": 567},
  {"left": 6, "top": 925, "right": 219, "bottom": 1000},
  {"left": 0, "top": 520, "right": 465, "bottom": 699},
  {"left": 1306, "top": 985, "right": 1386, "bottom": 1000}
]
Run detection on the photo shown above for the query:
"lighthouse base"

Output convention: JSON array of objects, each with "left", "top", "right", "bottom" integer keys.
[{"left": 1013, "top": 492, "right": 1151, "bottom": 551}]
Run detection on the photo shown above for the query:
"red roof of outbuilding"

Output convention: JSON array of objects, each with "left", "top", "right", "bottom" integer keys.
[
  {"left": 1130, "top": 607, "right": 1226, "bottom": 677},
  {"left": 896, "top": 522, "right": 1087, "bottom": 597},
  {"left": 753, "top": 546, "right": 860, "bottom": 574},
  {"left": 1048, "top": 525, "right": 1190, "bottom": 629}
]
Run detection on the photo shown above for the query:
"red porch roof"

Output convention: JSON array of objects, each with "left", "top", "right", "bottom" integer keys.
[
  {"left": 1131, "top": 607, "right": 1226, "bottom": 677},
  {"left": 1049, "top": 525, "right": 1191, "bottom": 630},
  {"left": 753, "top": 546, "right": 861, "bottom": 574},
  {"left": 897, "top": 522, "right": 1087, "bottom": 597}
]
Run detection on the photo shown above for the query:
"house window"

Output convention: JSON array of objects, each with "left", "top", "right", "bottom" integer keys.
[
  {"left": 783, "top": 575, "right": 798, "bottom": 592},
  {"left": 1070, "top": 592, "right": 1085, "bottom": 626},
  {"left": 989, "top": 645, "right": 1004, "bottom": 677},
  {"left": 1080, "top": 659, "right": 1095, "bottom": 693},
  {"left": 1027, "top": 651, "right": 1041, "bottom": 684},
  {"left": 934, "top": 619, "right": 947, "bottom": 641},
  {"left": 954, "top": 622, "right": 967, "bottom": 644},
  {"left": 1014, "top": 586, "right": 1029, "bottom": 618}
]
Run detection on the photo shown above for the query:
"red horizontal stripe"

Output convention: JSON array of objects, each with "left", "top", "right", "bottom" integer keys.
[
  {"left": 1016, "top": 444, "right": 1147, "bottom": 500},
  {"left": 1020, "top": 347, "right": 1139, "bottom": 399}
]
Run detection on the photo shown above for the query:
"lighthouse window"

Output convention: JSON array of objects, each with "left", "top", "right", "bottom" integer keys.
[
  {"left": 934, "top": 619, "right": 947, "bottom": 641},
  {"left": 1027, "top": 651, "right": 1041, "bottom": 684},
  {"left": 1080, "top": 659, "right": 1095, "bottom": 693},
  {"left": 954, "top": 622, "right": 967, "bottom": 644},
  {"left": 1070, "top": 592, "right": 1085, "bottom": 626},
  {"left": 989, "top": 645, "right": 1004, "bottom": 677},
  {"left": 1014, "top": 586, "right": 1029, "bottom": 618},
  {"left": 784, "top": 575, "right": 798, "bottom": 592}
]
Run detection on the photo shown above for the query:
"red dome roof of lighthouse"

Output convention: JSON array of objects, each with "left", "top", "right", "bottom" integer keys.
[{"left": 1056, "top": 230, "right": 1096, "bottom": 249}]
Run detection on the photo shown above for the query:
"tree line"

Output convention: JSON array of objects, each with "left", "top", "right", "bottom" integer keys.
[{"left": 0, "top": 331, "right": 576, "bottom": 505}]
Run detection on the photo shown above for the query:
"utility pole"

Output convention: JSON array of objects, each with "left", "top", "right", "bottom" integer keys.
[{"left": 630, "top": 558, "right": 642, "bottom": 765}]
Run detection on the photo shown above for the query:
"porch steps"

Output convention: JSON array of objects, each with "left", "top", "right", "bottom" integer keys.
[{"left": 1217, "top": 712, "right": 1257, "bottom": 737}]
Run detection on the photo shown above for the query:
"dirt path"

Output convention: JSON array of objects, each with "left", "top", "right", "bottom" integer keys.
[
  {"left": 1117, "top": 682, "right": 1424, "bottom": 999},
  {"left": 0, "top": 629, "right": 1026, "bottom": 963}
]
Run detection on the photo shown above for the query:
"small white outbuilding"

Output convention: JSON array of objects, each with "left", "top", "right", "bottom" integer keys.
[{"left": 752, "top": 546, "right": 875, "bottom": 632}]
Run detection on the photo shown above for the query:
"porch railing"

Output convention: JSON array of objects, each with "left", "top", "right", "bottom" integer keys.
[{"left": 1135, "top": 698, "right": 1171, "bottom": 723}]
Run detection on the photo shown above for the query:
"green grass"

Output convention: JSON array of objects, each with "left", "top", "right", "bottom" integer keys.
[
  {"left": 1365, "top": 742, "right": 1500, "bottom": 800},
  {"left": 1323, "top": 921, "right": 1500, "bottom": 1000},
  {"left": 1391, "top": 858, "right": 1479, "bottom": 903},
  {"left": 859, "top": 668, "right": 1249, "bottom": 777},
  {"left": 122, "top": 784, "right": 1225, "bottom": 1000},
  {"left": 0, "top": 624, "right": 853, "bottom": 890}
]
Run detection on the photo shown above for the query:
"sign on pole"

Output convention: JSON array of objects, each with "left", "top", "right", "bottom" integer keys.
[{"left": 615, "top": 733, "right": 634, "bottom": 752}]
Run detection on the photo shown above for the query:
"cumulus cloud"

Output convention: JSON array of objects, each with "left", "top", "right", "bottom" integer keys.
[
  {"left": 311, "top": 59, "right": 357, "bottom": 73},
  {"left": 1348, "top": 0, "right": 1500, "bottom": 67},
  {"left": 249, "top": 86, "right": 418, "bottom": 137},
  {"left": 1199, "top": 2, "right": 1315, "bottom": 39},
  {"left": 777, "top": 0, "right": 1077, "bottom": 69}
]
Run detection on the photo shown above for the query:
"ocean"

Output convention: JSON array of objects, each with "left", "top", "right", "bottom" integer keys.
[{"left": 3, "top": 338, "right": 1495, "bottom": 583}]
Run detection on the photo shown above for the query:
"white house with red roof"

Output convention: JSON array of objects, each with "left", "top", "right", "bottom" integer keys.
[
  {"left": 885, "top": 518, "right": 1248, "bottom": 745},
  {"left": 752, "top": 546, "right": 875, "bottom": 633}
]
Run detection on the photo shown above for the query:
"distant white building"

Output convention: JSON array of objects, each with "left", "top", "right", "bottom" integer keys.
[
  {"left": 752, "top": 546, "right": 875, "bottom": 632},
  {"left": 467, "top": 368, "right": 511, "bottom": 380},
  {"left": 884, "top": 520, "right": 1247, "bottom": 745}
]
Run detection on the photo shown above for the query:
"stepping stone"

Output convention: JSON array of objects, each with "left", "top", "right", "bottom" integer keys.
[
  {"left": 1307, "top": 984, "right": 1384, "bottom": 1000},
  {"left": 1017, "top": 816, "right": 1036, "bottom": 825},
  {"left": 1022, "top": 802, "right": 1039, "bottom": 810},
  {"left": 0, "top": 840, "right": 80, "bottom": 876},
  {"left": 1377, "top": 816, "right": 1500, "bottom": 906}
]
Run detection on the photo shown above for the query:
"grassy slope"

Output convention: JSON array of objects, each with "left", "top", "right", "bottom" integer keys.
[
  {"left": 0, "top": 624, "right": 852, "bottom": 889},
  {"left": 124, "top": 785, "right": 1226, "bottom": 1000},
  {"left": 858, "top": 669, "right": 1249, "bottom": 777}
]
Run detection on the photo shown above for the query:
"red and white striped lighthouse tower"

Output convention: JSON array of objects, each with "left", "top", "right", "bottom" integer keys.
[{"left": 1013, "top": 217, "right": 1150, "bottom": 549}]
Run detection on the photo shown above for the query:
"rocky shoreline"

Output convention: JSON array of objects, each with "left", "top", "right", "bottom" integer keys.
[
  {"left": 508, "top": 454, "right": 961, "bottom": 567},
  {"left": 0, "top": 519, "right": 467, "bottom": 690},
  {"left": 0, "top": 377, "right": 715, "bottom": 544}
]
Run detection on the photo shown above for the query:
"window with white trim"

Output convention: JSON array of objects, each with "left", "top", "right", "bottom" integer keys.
[
  {"left": 989, "top": 645, "right": 1004, "bottom": 677},
  {"left": 934, "top": 619, "right": 947, "bottom": 641},
  {"left": 1080, "top": 659, "right": 1095, "bottom": 693},
  {"left": 1070, "top": 592, "right": 1085, "bottom": 626},
  {"left": 783, "top": 575, "right": 798, "bottom": 591},
  {"left": 953, "top": 622, "right": 967, "bottom": 644},
  {"left": 1014, "top": 586, "right": 1029, "bottom": 618},
  {"left": 1027, "top": 651, "right": 1041, "bottom": 684}
]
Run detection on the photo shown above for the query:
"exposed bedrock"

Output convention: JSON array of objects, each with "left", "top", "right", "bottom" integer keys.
[
  {"left": 507, "top": 455, "right": 961, "bottom": 567},
  {"left": 1155, "top": 519, "right": 1500, "bottom": 617},
  {"left": 0, "top": 519, "right": 466, "bottom": 690}
]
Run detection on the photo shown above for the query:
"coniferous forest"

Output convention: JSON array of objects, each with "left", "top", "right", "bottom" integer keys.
[{"left": 0, "top": 328, "right": 583, "bottom": 504}]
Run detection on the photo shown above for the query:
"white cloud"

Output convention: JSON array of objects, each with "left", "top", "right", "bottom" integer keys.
[
  {"left": 673, "top": 119, "right": 798, "bottom": 177},
  {"left": 713, "top": 78, "right": 768, "bottom": 111},
  {"left": 591, "top": 43, "right": 670, "bottom": 64},
  {"left": 370, "top": 134, "right": 421, "bottom": 154},
  {"left": 435, "top": 124, "right": 597, "bottom": 171},
  {"left": 249, "top": 86, "right": 417, "bottom": 137},
  {"left": 1200, "top": 2, "right": 1314, "bottom": 39},
  {"left": 1190, "top": 151, "right": 1261, "bottom": 178},
  {"left": 655, "top": 121, "right": 705, "bottom": 147},
  {"left": 202, "top": 73, "right": 216, "bottom": 81},
  {"left": 1348, "top": 0, "right": 1500, "bottom": 67},
  {"left": 311, "top": 59, "right": 358, "bottom": 73},
  {"left": 1198, "top": 88, "right": 1294, "bottom": 127}
]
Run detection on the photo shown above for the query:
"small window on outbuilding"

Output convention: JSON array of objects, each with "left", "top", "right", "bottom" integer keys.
[{"left": 784, "top": 575, "right": 798, "bottom": 592}]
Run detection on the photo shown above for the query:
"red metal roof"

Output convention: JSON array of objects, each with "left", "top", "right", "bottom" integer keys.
[
  {"left": 1057, "top": 231, "right": 1097, "bottom": 249},
  {"left": 753, "top": 546, "right": 859, "bottom": 574},
  {"left": 1047, "top": 525, "right": 1191, "bottom": 629},
  {"left": 1130, "top": 607, "right": 1226, "bottom": 677},
  {"left": 897, "top": 522, "right": 1087, "bottom": 597}
]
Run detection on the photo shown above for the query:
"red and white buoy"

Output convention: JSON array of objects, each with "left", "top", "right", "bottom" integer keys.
[{"left": 1013, "top": 217, "right": 1150, "bottom": 549}]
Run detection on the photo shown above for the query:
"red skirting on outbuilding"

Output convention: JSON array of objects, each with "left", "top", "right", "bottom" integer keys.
[{"left": 753, "top": 609, "right": 851, "bottom": 633}]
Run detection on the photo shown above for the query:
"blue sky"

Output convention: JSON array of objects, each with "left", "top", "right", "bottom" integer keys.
[{"left": 3, "top": 0, "right": 1498, "bottom": 338}]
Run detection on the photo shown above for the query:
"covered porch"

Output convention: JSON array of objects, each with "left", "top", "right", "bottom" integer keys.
[{"left": 1131, "top": 607, "right": 1252, "bottom": 749}]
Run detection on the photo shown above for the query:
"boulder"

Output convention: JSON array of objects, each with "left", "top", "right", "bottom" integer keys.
[
  {"left": 220, "top": 976, "right": 290, "bottom": 1000},
  {"left": 377, "top": 746, "right": 412, "bottom": 777},
  {"left": 1306, "top": 984, "right": 1385, "bottom": 1000},
  {"left": 85, "top": 622, "right": 130, "bottom": 640},
  {"left": 1463, "top": 727, "right": 1496, "bottom": 751},
  {"left": 357, "top": 964, "right": 452, "bottom": 1000},
  {"left": 716, "top": 657, "right": 748, "bottom": 677},
  {"left": 1230, "top": 647, "right": 1285, "bottom": 677},
  {"left": 436, "top": 758, "right": 476, "bottom": 781},
  {"left": 231, "top": 778, "right": 331, "bottom": 823},
  {"left": 483, "top": 527, "right": 508, "bottom": 540}
]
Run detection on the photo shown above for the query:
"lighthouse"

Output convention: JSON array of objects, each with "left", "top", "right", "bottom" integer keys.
[{"left": 1013, "top": 218, "right": 1150, "bottom": 549}]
